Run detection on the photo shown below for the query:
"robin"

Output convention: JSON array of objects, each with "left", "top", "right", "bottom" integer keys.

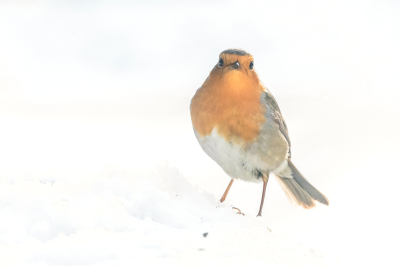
[{"left": 190, "top": 49, "right": 329, "bottom": 216}]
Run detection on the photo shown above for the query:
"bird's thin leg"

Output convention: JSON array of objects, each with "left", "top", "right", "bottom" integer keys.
[
  {"left": 257, "top": 173, "right": 270, "bottom": 217},
  {"left": 220, "top": 179, "right": 234, "bottom": 203}
]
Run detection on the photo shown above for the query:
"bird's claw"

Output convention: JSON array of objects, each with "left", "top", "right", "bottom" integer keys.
[{"left": 232, "top": 207, "right": 245, "bottom": 216}]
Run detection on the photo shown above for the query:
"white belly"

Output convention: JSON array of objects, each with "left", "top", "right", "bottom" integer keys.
[{"left": 194, "top": 128, "right": 288, "bottom": 183}]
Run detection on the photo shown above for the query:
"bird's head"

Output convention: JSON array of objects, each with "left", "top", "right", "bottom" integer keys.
[
  {"left": 207, "top": 49, "right": 261, "bottom": 91},
  {"left": 212, "top": 49, "right": 256, "bottom": 77}
]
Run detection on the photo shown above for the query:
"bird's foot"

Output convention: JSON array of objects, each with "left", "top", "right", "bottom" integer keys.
[{"left": 232, "top": 207, "right": 245, "bottom": 216}]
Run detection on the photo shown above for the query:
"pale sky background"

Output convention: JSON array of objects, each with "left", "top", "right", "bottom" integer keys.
[{"left": 1, "top": 0, "right": 400, "bottom": 265}]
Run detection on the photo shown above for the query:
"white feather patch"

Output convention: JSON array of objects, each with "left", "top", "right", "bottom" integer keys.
[{"left": 273, "top": 160, "right": 293, "bottom": 178}]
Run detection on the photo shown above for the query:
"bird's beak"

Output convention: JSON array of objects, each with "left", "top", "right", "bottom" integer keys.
[{"left": 231, "top": 61, "right": 240, "bottom": 70}]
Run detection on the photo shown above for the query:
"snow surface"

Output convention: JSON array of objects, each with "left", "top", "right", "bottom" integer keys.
[
  {"left": 1, "top": 0, "right": 400, "bottom": 265},
  {"left": 0, "top": 164, "right": 337, "bottom": 266}
]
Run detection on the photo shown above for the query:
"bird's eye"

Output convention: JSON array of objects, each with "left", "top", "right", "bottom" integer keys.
[
  {"left": 218, "top": 58, "right": 224, "bottom": 67},
  {"left": 249, "top": 61, "right": 254, "bottom": 69}
]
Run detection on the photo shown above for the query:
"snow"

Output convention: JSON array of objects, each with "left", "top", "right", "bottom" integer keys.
[
  {"left": 1, "top": 0, "right": 400, "bottom": 265},
  {"left": 0, "top": 164, "right": 337, "bottom": 266}
]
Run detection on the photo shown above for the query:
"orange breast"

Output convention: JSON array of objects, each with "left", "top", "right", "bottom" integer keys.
[{"left": 191, "top": 69, "right": 266, "bottom": 143}]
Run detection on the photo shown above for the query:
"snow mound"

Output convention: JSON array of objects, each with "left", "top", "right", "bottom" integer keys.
[{"left": 0, "top": 164, "right": 337, "bottom": 266}]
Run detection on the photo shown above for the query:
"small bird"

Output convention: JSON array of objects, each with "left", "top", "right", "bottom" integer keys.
[{"left": 190, "top": 49, "right": 329, "bottom": 216}]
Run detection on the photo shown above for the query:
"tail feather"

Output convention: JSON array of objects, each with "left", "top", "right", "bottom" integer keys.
[
  {"left": 275, "top": 176, "right": 316, "bottom": 209},
  {"left": 275, "top": 160, "right": 329, "bottom": 208},
  {"left": 288, "top": 160, "right": 329, "bottom": 206}
]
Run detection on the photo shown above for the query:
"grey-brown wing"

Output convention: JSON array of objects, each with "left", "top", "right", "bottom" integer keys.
[{"left": 264, "top": 90, "right": 291, "bottom": 158}]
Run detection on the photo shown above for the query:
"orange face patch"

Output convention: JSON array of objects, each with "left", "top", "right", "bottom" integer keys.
[{"left": 191, "top": 53, "right": 266, "bottom": 143}]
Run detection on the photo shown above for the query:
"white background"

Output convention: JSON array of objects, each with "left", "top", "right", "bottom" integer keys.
[{"left": 1, "top": 1, "right": 399, "bottom": 265}]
